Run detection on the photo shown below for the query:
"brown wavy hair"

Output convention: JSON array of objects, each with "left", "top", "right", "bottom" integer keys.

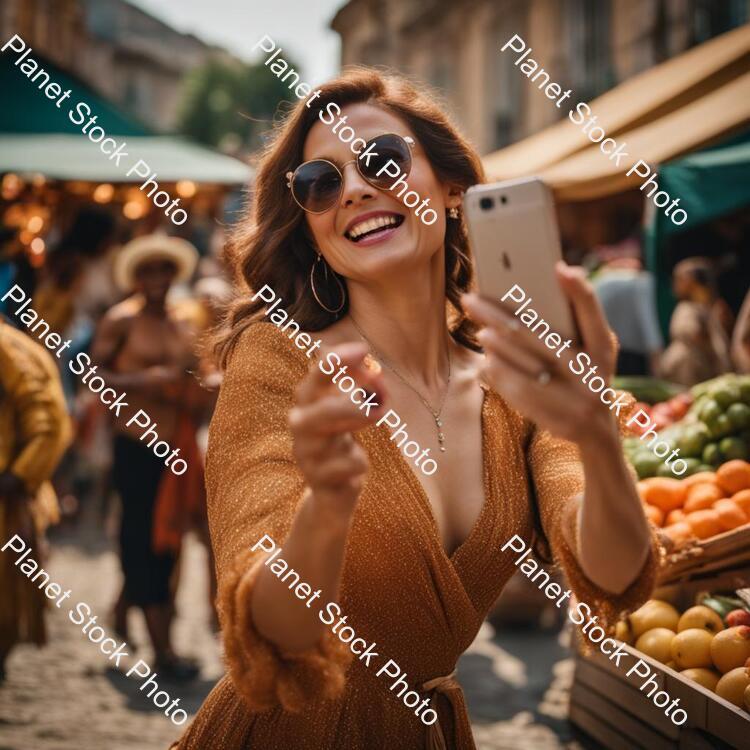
[{"left": 216, "top": 66, "right": 486, "bottom": 367}]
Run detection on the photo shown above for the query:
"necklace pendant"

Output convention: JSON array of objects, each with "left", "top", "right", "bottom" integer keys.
[{"left": 437, "top": 430, "right": 445, "bottom": 452}]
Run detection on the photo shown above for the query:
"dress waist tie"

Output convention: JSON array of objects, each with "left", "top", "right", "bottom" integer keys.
[{"left": 421, "top": 669, "right": 461, "bottom": 750}]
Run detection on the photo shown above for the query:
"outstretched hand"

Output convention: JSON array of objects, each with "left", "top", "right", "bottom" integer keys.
[
  {"left": 290, "top": 342, "right": 387, "bottom": 519},
  {"left": 462, "top": 262, "right": 617, "bottom": 445}
]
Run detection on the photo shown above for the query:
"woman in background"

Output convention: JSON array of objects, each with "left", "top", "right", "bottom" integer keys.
[
  {"left": 174, "top": 69, "right": 657, "bottom": 749},
  {"left": 660, "top": 257, "right": 732, "bottom": 386}
]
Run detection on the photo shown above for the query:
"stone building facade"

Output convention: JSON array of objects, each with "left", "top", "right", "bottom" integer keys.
[{"left": 331, "top": 0, "right": 750, "bottom": 154}]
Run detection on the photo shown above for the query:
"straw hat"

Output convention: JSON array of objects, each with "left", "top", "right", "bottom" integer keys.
[{"left": 114, "top": 234, "right": 198, "bottom": 291}]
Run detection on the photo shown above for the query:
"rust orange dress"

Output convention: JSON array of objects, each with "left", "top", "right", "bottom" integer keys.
[{"left": 173, "top": 323, "right": 658, "bottom": 750}]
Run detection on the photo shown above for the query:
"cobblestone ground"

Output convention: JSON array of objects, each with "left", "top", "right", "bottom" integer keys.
[{"left": 0, "top": 524, "right": 586, "bottom": 750}]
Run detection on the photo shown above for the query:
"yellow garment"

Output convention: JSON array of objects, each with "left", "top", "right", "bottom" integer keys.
[
  {"left": 31, "top": 282, "right": 76, "bottom": 337},
  {"left": 0, "top": 323, "right": 72, "bottom": 652},
  {"left": 174, "top": 323, "right": 659, "bottom": 750}
]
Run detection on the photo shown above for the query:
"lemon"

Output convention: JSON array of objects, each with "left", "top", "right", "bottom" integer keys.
[
  {"left": 716, "top": 667, "right": 750, "bottom": 707},
  {"left": 635, "top": 628, "right": 675, "bottom": 664},
  {"left": 710, "top": 626, "right": 750, "bottom": 674},
  {"left": 677, "top": 606, "right": 724, "bottom": 635},
  {"left": 629, "top": 600, "right": 680, "bottom": 638},
  {"left": 681, "top": 667, "right": 720, "bottom": 691},
  {"left": 671, "top": 628, "right": 714, "bottom": 669},
  {"left": 615, "top": 619, "right": 633, "bottom": 645}
]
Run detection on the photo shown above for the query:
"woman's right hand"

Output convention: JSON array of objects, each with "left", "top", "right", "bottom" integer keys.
[{"left": 289, "top": 342, "right": 386, "bottom": 520}]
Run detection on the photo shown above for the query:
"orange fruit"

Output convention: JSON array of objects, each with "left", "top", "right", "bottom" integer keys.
[
  {"left": 666, "top": 509, "right": 687, "bottom": 525},
  {"left": 684, "top": 483, "right": 724, "bottom": 513},
  {"left": 663, "top": 522, "right": 694, "bottom": 545},
  {"left": 686, "top": 509, "right": 723, "bottom": 539},
  {"left": 645, "top": 504, "right": 664, "bottom": 526},
  {"left": 713, "top": 499, "right": 749, "bottom": 532},
  {"left": 716, "top": 460, "right": 750, "bottom": 495},
  {"left": 638, "top": 477, "right": 687, "bottom": 513},
  {"left": 683, "top": 471, "right": 718, "bottom": 488},
  {"left": 731, "top": 489, "right": 750, "bottom": 519}
]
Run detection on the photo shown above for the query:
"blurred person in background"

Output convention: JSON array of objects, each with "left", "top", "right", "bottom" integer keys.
[
  {"left": 169, "top": 274, "right": 230, "bottom": 630},
  {"left": 90, "top": 235, "right": 204, "bottom": 681},
  {"left": 32, "top": 207, "right": 117, "bottom": 339},
  {"left": 0, "top": 317, "right": 72, "bottom": 682},
  {"left": 660, "top": 257, "right": 732, "bottom": 386},
  {"left": 732, "top": 287, "right": 750, "bottom": 373},
  {"left": 593, "top": 261, "right": 663, "bottom": 376},
  {"left": 173, "top": 69, "right": 656, "bottom": 750}
]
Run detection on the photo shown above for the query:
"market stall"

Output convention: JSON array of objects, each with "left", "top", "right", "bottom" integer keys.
[
  {"left": 482, "top": 24, "right": 750, "bottom": 334},
  {"left": 573, "top": 374, "right": 750, "bottom": 749},
  {"left": 0, "top": 48, "right": 252, "bottom": 270}
]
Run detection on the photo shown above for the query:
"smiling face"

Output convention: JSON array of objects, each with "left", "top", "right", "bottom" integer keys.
[{"left": 300, "top": 103, "right": 460, "bottom": 282}]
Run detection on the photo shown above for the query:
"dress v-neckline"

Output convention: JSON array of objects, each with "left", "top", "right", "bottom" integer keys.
[
  {"left": 293, "top": 329, "right": 492, "bottom": 569},
  {"left": 375, "top": 385, "right": 492, "bottom": 568}
]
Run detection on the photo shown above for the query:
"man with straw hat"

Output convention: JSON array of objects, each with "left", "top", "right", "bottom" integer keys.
[{"left": 91, "top": 233, "right": 201, "bottom": 680}]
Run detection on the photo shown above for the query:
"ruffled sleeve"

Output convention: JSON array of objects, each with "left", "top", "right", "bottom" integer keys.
[
  {"left": 525, "top": 425, "right": 662, "bottom": 630},
  {"left": 206, "top": 323, "right": 352, "bottom": 714}
]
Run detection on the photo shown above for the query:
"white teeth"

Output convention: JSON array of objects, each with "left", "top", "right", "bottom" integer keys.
[{"left": 347, "top": 214, "right": 400, "bottom": 240}]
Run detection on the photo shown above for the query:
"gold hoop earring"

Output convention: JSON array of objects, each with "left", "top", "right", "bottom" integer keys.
[
  {"left": 310, "top": 253, "right": 346, "bottom": 314},
  {"left": 448, "top": 207, "right": 460, "bottom": 219}
]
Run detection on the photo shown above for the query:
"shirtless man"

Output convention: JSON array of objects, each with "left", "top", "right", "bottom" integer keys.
[{"left": 91, "top": 235, "right": 200, "bottom": 680}]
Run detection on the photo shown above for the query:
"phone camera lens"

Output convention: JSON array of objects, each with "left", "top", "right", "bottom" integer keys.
[
  {"left": 500, "top": 195, "right": 508, "bottom": 205},
  {"left": 479, "top": 197, "right": 494, "bottom": 211}
]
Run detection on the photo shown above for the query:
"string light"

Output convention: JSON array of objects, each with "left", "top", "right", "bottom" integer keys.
[
  {"left": 27, "top": 215, "right": 44, "bottom": 233},
  {"left": 176, "top": 180, "right": 197, "bottom": 198},
  {"left": 93, "top": 183, "right": 115, "bottom": 203},
  {"left": 123, "top": 200, "right": 147, "bottom": 219}
]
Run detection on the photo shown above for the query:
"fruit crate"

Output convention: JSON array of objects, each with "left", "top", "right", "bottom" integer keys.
[
  {"left": 570, "top": 567, "right": 750, "bottom": 749},
  {"left": 659, "top": 526, "right": 750, "bottom": 585}
]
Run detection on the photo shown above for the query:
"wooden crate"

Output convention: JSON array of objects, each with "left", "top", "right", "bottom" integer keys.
[
  {"left": 570, "top": 567, "right": 750, "bottom": 749},
  {"left": 659, "top": 526, "right": 750, "bottom": 585}
]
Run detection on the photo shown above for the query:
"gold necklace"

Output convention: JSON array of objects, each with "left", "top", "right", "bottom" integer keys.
[{"left": 350, "top": 317, "right": 451, "bottom": 452}]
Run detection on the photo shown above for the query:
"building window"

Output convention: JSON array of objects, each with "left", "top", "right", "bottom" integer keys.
[
  {"left": 492, "top": 23, "right": 523, "bottom": 148},
  {"left": 566, "top": 0, "right": 614, "bottom": 101}
]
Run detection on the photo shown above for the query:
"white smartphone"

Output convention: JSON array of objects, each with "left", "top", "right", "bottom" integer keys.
[{"left": 463, "top": 177, "right": 578, "bottom": 343}]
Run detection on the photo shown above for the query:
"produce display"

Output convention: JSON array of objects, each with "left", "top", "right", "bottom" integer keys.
[
  {"left": 612, "top": 376, "right": 685, "bottom": 406},
  {"left": 636, "top": 459, "right": 750, "bottom": 545},
  {"left": 623, "top": 373, "right": 750, "bottom": 480},
  {"left": 629, "top": 392, "right": 693, "bottom": 432},
  {"left": 616, "top": 595, "right": 750, "bottom": 711}
]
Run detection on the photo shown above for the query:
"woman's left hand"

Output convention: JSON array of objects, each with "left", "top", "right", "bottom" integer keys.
[{"left": 462, "top": 262, "right": 617, "bottom": 446}]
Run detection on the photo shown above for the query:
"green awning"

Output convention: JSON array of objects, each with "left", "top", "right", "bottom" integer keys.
[
  {"left": 644, "top": 129, "right": 750, "bottom": 334},
  {"left": 0, "top": 134, "right": 252, "bottom": 184},
  {"left": 0, "top": 48, "right": 251, "bottom": 185},
  {"left": 0, "top": 46, "right": 149, "bottom": 135}
]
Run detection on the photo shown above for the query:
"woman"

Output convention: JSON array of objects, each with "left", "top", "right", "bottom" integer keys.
[
  {"left": 660, "top": 257, "right": 732, "bottom": 386},
  {"left": 174, "top": 69, "right": 657, "bottom": 749}
]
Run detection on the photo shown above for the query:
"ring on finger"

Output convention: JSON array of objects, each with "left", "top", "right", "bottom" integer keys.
[
  {"left": 537, "top": 369, "right": 552, "bottom": 386},
  {"left": 503, "top": 318, "right": 521, "bottom": 332}
]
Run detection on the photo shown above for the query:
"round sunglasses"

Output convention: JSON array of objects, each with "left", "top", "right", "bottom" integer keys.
[{"left": 285, "top": 133, "right": 415, "bottom": 213}]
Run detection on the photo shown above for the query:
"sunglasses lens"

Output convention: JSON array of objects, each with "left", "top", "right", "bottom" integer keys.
[
  {"left": 292, "top": 161, "right": 342, "bottom": 212},
  {"left": 359, "top": 134, "right": 412, "bottom": 189}
]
